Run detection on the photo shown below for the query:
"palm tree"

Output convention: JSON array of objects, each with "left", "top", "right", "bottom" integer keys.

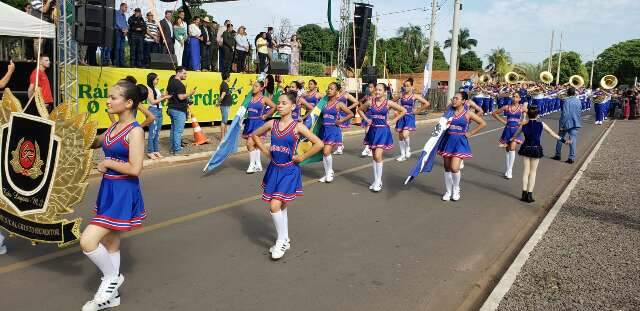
[
  {"left": 397, "top": 25, "right": 425, "bottom": 62},
  {"left": 444, "top": 28, "right": 478, "bottom": 71},
  {"left": 486, "top": 47, "right": 513, "bottom": 80},
  {"left": 513, "top": 63, "right": 545, "bottom": 81}
]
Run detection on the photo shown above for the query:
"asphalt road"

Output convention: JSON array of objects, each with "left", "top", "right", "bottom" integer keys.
[{"left": 0, "top": 112, "right": 605, "bottom": 311}]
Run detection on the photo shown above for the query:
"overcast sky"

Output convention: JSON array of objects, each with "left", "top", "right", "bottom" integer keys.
[{"left": 141, "top": 0, "right": 640, "bottom": 65}]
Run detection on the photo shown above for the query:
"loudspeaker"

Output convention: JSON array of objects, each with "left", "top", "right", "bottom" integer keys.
[
  {"left": 73, "top": 0, "right": 114, "bottom": 46},
  {"left": 346, "top": 2, "right": 373, "bottom": 69},
  {"left": 362, "top": 66, "right": 378, "bottom": 84},
  {"left": 270, "top": 61, "right": 290, "bottom": 75},
  {"left": 148, "top": 53, "right": 177, "bottom": 70}
]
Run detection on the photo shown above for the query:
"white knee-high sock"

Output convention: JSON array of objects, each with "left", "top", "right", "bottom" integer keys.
[
  {"left": 398, "top": 141, "right": 406, "bottom": 157},
  {"left": 271, "top": 211, "right": 286, "bottom": 241},
  {"left": 254, "top": 150, "right": 262, "bottom": 167},
  {"left": 249, "top": 150, "right": 256, "bottom": 166},
  {"left": 444, "top": 172, "right": 453, "bottom": 193},
  {"left": 109, "top": 251, "right": 120, "bottom": 275},
  {"left": 282, "top": 209, "right": 289, "bottom": 241},
  {"left": 405, "top": 137, "right": 411, "bottom": 154},
  {"left": 452, "top": 172, "right": 461, "bottom": 190},
  {"left": 84, "top": 244, "right": 117, "bottom": 277},
  {"left": 326, "top": 155, "right": 333, "bottom": 173},
  {"left": 505, "top": 152, "right": 510, "bottom": 173},
  {"left": 372, "top": 161, "right": 378, "bottom": 183},
  {"left": 376, "top": 162, "right": 383, "bottom": 185},
  {"left": 508, "top": 151, "right": 516, "bottom": 172}
]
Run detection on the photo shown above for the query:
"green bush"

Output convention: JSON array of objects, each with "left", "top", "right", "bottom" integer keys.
[{"left": 300, "top": 62, "right": 326, "bottom": 76}]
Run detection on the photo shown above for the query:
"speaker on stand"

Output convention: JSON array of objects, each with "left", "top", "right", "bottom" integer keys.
[
  {"left": 73, "top": 0, "right": 115, "bottom": 47},
  {"left": 346, "top": 2, "right": 373, "bottom": 69}
]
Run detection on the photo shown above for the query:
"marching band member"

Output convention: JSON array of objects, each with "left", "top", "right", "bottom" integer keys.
[
  {"left": 439, "top": 92, "right": 486, "bottom": 201},
  {"left": 318, "top": 82, "right": 354, "bottom": 183},
  {"left": 80, "top": 77, "right": 147, "bottom": 310},
  {"left": 492, "top": 93, "right": 527, "bottom": 179},
  {"left": 511, "top": 106, "right": 570, "bottom": 202},
  {"left": 359, "top": 83, "right": 406, "bottom": 192},
  {"left": 395, "top": 78, "right": 430, "bottom": 162},
  {"left": 250, "top": 91, "right": 324, "bottom": 260},
  {"left": 242, "top": 81, "right": 276, "bottom": 174}
]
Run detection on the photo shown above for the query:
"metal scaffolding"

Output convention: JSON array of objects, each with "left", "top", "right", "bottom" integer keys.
[
  {"left": 56, "top": 0, "right": 79, "bottom": 109},
  {"left": 336, "top": 0, "right": 351, "bottom": 80}
]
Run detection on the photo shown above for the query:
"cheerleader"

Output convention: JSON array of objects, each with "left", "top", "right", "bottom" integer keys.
[
  {"left": 250, "top": 91, "right": 324, "bottom": 260},
  {"left": 243, "top": 81, "right": 276, "bottom": 174},
  {"left": 302, "top": 79, "right": 322, "bottom": 128},
  {"left": 318, "top": 83, "right": 354, "bottom": 183},
  {"left": 359, "top": 82, "right": 376, "bottom": 157},
  {"left": 288, "top": 81, "right": 315, "bottom": 122},
  {"left": 439, "top": 92, "right": 487, "bottom": 201},
  {"left": 333, "top": 88, "right": 359, "bottom": 155},
  {"left": 80, "top": 77, "right": 147, "bottom": 310},
  {"left": 491, "top": 92, "right": 527, "bottom": 179},
  {"left": 359, "top": 83, "right": 406, "bottom": 192},
  {"left": 511, "top": 106, "right": 570, "bottom": 202},
  {"left": 395, "top": 78, "right": 430, "bottom": 162}
]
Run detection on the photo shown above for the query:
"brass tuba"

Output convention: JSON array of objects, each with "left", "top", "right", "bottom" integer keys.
[
  {"left": 479, "top": 74, "right": 492, "bottom": 84},
  {"left": 539, "top": 71, "right": 554, "bottom": 84},
  {"left": 568, "top": 75, "right": 584, "bottom": 88},
  {"left": 600, "top": 75, "right": 618, "bottom": 90},
  {"left": 504, "top": 72, "right": 519, "bottom": 84}
]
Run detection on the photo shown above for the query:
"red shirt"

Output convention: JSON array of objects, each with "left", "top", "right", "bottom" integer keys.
[{"left": 29, "top": 69, "right": 53, "bottom": 104}]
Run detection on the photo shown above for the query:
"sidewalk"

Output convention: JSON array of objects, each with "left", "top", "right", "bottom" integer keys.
[
  {"left": 496, "top": 121, "right": 640, "bottom": 310},
  {"left": 91, "top": 113, "right": 443, "bottom": 174}
]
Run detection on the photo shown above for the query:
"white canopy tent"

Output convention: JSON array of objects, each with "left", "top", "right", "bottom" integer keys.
[{"left": 0, "top": 1, "right": 55, "bottom": 38}]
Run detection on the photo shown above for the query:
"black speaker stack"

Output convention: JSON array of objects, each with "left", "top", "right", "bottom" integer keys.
[
  {"left": 74, "top": 0, "right": 115, "bottom": 46},
  {"left": 346, "top": 2, "right": 373, "bottom": 69}
]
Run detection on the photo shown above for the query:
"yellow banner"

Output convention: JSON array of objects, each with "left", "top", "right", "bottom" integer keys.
[{"left": 78, "top": 66, "right": 336, "bottom": 128}]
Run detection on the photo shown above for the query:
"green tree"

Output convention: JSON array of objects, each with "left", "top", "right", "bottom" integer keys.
[
  {"left": 397, "top": 25, "right": 424, "bottom": 63},
  {"left": 444, "top": 28, "right": 478, "bottom": 71},
  {"left": 513, "top": 63, "right": 545, "bottom": 81},
  {"left": 542, "top": 51, "right": 588, "bottom": 85},
  {"left": 459, "top": 51, "right": 482, "bottom": 71},
  {"left": 5, "top": 0, "right": 27, "bottom": 10},
  {"left": 296, "top": 24, "right": 337, "bottom": 65},
  {"left": 593, "top": 39, "right": 640, "bottom": 86},
  {"left": 486, "top": 47, "right": 512, "bottom": 80}
]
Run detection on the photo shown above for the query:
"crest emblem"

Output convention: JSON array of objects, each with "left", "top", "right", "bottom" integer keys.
[{"left": 0, "top": 89, "right": 96, "bottom": 247}]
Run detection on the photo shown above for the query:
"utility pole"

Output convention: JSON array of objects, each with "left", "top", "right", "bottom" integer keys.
[
  {"left": 447, "top": 0, "right": 462, "bottom": 101},
  {"left": 373, "top": 14, "right": 379, "bottom": 66},
  {"left": 555, "top": 32, "right": 563, "bottom": 86},
  {"left": 424, "top": 0, "right": 437, "bottom": 96},
  {"left": 548, "top": 30, "right": 554, "bottom": 73},
  {"left": 589, "top": 49, "right": 595, "bottom": 89}
]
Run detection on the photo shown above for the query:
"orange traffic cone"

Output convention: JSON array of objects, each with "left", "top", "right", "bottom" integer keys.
[
  {"left": 353, "top": 110, "right": 362, "bottom": 126},
  {"left": 191, "top": 113, "right": 209, "bottom": 145}
]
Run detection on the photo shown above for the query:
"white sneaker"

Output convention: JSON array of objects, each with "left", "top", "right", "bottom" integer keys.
[
  {"left": 405, "top": 152, "right": 411, "bottom": 159},
  {"left": 452, "top": 188, "right": 461, "bottom": 201},
  {"left": 372, "top": 183, "right": 382, "bottom": 192},
  {"left": 396, "top": 155, "right": 407, "bottom": 162},
  {"left": 333, "top": 146, "right": 344, "bottom": 155},
  {"left": 93, "top": 274, "right": 124, "bottom": 304},
  {"left": 505, "top": 171, "right": 512, "bottom": 179},
  {"left": 369, "top": 183, "right": 375, "bottom": 190},
  {"left": 246, "top": 164, "right": 257, "bottom": 174},
  {"left": 367, "top": 149, "right": 373, "bottom": 157},
  {"left": 459, "top": 161, "right": 465, "bottom": 169},
  {"left": 255, "top": 165, "right": 263, "bottom": 172},
  {"left": 82, "top": 293, "right": 121, "bottom": 311},
  {"left": 326, "top": 171, "right": 334, "bottom": 183},
  {"left": 442, "top": 192, "right": 452, "bottom": 201},
  {"left": 0, "top": 245, "right": 6, "bottom": 255},
  {"left": 269, "top": 239, "right": 290, "bottom": 253},
  {"left": 270, "top": 240, "right": 288, "bottom": 260},
  {"left": 318, "top": 175, "right": 328, "bottom": 183},
  {"left": 361, "top": 148, "right": 369, "bottom": 157}
]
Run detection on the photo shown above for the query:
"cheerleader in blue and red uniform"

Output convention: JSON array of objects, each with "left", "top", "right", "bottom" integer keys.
[
  {"left": 288, "top": 81, "right": 315, "bottom": 122},
  {"left": 491, "top": 92, "right": 527, "bottom": 179},
  {"left": 358, "top": 83, "right": 406, "bottom": 192},
  {"left": 358, "top": 83, "right": 376, "bottom": 157},
  {"left": 302, "top": 79, "right": 323, "bottom": 128},
  {"left": 333, "top": 88, "right": 359, "bottom": 155},
  {"left": 243, "top": 81, "right": 276, "bottom": 174},
  {"left": 395, "top": 78, "right": 430, "bottom": 162},
  {"left": 80, "top": 77, "right": 147, "bottom": 310},
  {"left": 438, "top": 92, "right": 486, "bottom": 201},
  {"left": 318, "top": 82, "right": 354, "bottom": 183},
  {"left": 250, "top": 91, "right": 324, "bottom": 260}
]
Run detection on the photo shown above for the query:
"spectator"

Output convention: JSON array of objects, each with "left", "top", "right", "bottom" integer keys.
[
  {"left": 200, "top": 17, "right": 212, "bottom": 71},
  {"left": 0, "top": 60, "right": 15, "bottom": 89},
  {"left": 144, "top": 11, "right": 160, "bottom": 67},
  {"left": 29, "top": 0, "right": 53, "bottom": 55},
  {"left": 218, "top": 71, "right": 233, "bottom": 139},
  {"left": 23, "top": 3, "right": 35, "bottom": 61},
  {"left": 145, "top": 72, "right": 171, "bottom": 159},
  {"left": 28, "top": 55, "right": 54, "bottom": 112},
  {"left": 234, "top": 26, "right": 250, "bottom": 73},
  {"left": 166, "top": 66, "right": 195, "bottom": 155},
  {"left": 217, "top": 20, "right": 231, "bottom": 72},
  {"left": 173, "top": 16, "right": 187, "bottom": 66},
  {"left": 188, "top": 16, "right": 202, "bottom": 71},
  {"left": 255, "top": 32, "right": 268, "bottom": 74},
  {"left": 278, "top": 40, "right": 291, "bottom": 64},
  {"left": 128, "top": 8, "right": 147, "bottom": 68},
  {"left": 552, "top": 87, "right": 581, "bottom": 164},
  {"left": 159, "top": 10, "right": 174, "bottom": 54},
  {"left": 266, "top": 26, "right": 275, "bottom": 65},
  {"left": 113, "top": 3, "right": 128, "bottom": 67},
  {"left": 209, "top": 21, "right": 219, "bottom": 71},
  {"left": 221, "top": 23, "right": 235, "bottom": 73},
  {"left": 290, "top": 34, "right": 301, "bottom": 75}
]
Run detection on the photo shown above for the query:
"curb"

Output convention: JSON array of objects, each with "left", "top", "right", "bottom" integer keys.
[
  {"left": 479, "top": 120, "right": 617, "bottom": 311},
  {"left": 89, "top": 117, "right": 441, "bottom": 178}
]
